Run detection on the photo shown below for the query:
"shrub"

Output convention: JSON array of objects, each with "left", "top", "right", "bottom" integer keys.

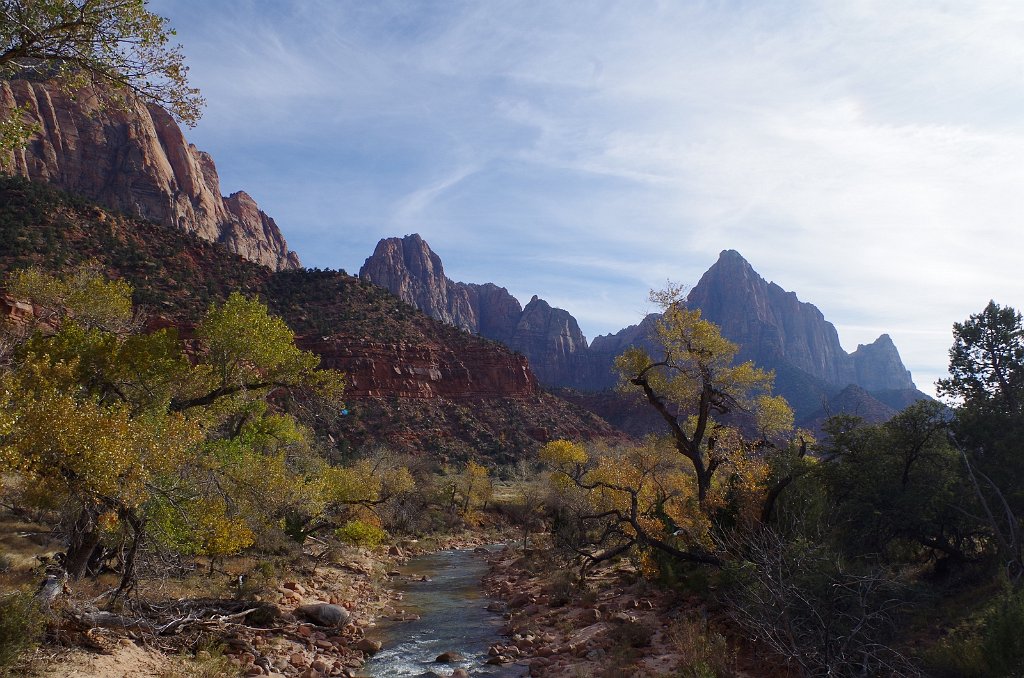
[
  {"left": 335, "top": 520, "right": 388, "bottom": 549},
  {"left": 0, "top": 588, "right": 45, "bottom": 674},
  {"left": 981, "top": 588, "right": 1024, "bottom": 677},
  {"left": 547, "top": 570, "right": 576, "bottom": 607},
  {"left": 924, "top": 588, "right": 1024, "bottom": 678},
  {"left": 668, "top": 618, "right": 735, "bottom": 678}
]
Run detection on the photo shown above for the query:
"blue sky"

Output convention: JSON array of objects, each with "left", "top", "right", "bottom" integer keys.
[{"left": 150, "top": 1, "right": 1024, "bottom": 397}]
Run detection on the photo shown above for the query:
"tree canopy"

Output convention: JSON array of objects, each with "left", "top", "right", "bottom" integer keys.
[
  {"left": 0, "top": 0, "right": 203, "bottom": 152},
  {"left": 0, "top": 267, "right": 349, "bottom": 589}
]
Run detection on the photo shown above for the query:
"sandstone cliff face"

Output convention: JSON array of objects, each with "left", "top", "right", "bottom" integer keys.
[
  {"left": 850, "top": 334, "right": 916, "bottom": 392},
  {"left": 687, "top": 250, "right": 857, "bottom": 386},
  {"left": 464, "top": 282, "right": 523, "bottom": 341},
  {"left": 360, "top": 235, "right": 601, "bottom": 389},
  {"left": 359, "top": 234, "right": 477, "bottom": 331},
  {"left": 686, "top": 250, "right": 916, "bottom": 392},
  {"left": 0, "top": 79, "right": 299, "bottom": 270},
  {"left": 506, "top": 295, "right": 598, "bottom": 388},
  {"left": 299, "top": 335, "right": 538, "bottom": 400}
]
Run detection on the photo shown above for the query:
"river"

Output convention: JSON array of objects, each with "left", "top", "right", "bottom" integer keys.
[{"left": 360, "top": 547, "right": 529, "bottom": 677}]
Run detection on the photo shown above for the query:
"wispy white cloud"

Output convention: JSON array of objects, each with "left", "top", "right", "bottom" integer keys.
[{"left": 150, "top": 0, "right": 1024, "bottom": 396}]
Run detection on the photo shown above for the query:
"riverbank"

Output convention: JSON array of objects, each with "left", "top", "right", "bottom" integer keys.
[
  {"left": 482, "top": 544, "right": 758, "bottom": 678},
  {"left": 14, "top": 527, "right": 522, "bottom": 678}
]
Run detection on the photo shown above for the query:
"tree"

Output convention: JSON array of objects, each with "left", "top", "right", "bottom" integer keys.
[
  {"left": 0, "top": 268, "right": 346, "bottom": 590},
  {"left": 0, "top": 0, "right": 203, "bottom": 152},
  {"left": 818, "top": 402, "right": 974, "bottom": 562},
  {"left": 939, "top": 301, "right": 1024, "bottom": 581},
  {"left": 614, "top": 284, "right": 791, "bottom": 507},
  {"left": 939, "top": 301, "right": 1024, "bottom": 411},
  {"left": 540, "top": 438, "right": 725, "bottom": 576},
  {"left": 539, "top": 286, "right": 798, "bottom": 574}
]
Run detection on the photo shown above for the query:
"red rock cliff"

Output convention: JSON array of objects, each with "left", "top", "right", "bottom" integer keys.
[
  {"left": 299, "top": 335, "right": 538, "bottom": 399},
  {"left": 0, "top": 79, "right": 299, "bottom": 271}
]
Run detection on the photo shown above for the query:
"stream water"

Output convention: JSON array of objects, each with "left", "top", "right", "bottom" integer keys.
[{"left": 360, "top": 547, "right": 529, "bottom": 677}]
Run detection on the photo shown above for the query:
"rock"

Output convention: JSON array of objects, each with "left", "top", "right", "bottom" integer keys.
[
  {"left": 361, "top": 235, "right": 924, "bottom": 423},
  {"left": 486, "top": 601, "right": 505, "bottom": 612},
  {"left": 1, "top": 79, "right": 299, "bottom": 270},
  {"left": 451, "top": 670, "right": 470, "bottom": 678},
  {"left": 310, "top": 658, "right": 329, "bottom": 672},
  {"left": 359, "top": 236, "right": 599, "bottom": 389},
  {"left": 509, "top": 593, "right": 532, "bottom": 608},
  {"left": 355, "top": 638, "right": 382, "bottom": 655},
  {"left": 283, "top": 582, "right": 307, "bottom": 594},
  {"left": 581, "top": 608, "right": 601, "bottom": 623},
  {"left": 289, "top": 653, "right": 307, "bottom": 668},
  {"left": 474, "top": 546, "right": 490, "bottom": 553},
  {"left": 247, "top": 602, "right": 283, "bottom": 627},
  {"left": 296, "top": 604, "right": 351, "bottom": 628},
  {"left": 388, "top": 545, "right": 404, "bottom": 557},
  {"left": 434, "top": 651, "right": 464, "bottom": 663},
  {"left": 486, "top": 655, "right": 512, "bottom": 664}
]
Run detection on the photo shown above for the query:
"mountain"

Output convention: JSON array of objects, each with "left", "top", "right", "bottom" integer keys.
[
  {"left": 0, "top": 78, "right": 299, "bottom": 271},
  {"left": 360, "top": 237, "right": 927, "bottom": 424},
  {"left": 0, "top": 177, "right": 619, "bottom": 461},
  {"left": 359, "top": 234, "right": 602, "bottom": 389},
  {"left": 686, "top": 250, "right": 915, "bottom": 392}
]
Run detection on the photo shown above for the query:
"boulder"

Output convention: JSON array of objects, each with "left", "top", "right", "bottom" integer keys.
[{"left": 295, "top": 603, "right": 351, "bottom": 628}]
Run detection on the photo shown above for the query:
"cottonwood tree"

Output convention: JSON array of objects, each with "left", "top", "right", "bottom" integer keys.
[
  {"left": 613, "top": 285, "right": 794, "bottom": 510},
  {"left": 0, "top": 0, "right": 203, "bottom": 152},
  {"left": 540, "top": 285, "right": 797, "bottom": 573},
  {"left": 0, "top": 268, "right": 346, "bottom": 591}
]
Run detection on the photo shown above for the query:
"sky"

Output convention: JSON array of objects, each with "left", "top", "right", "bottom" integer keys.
[{"left": 149, "top": 1, "right": 1024, "bottom": 397}]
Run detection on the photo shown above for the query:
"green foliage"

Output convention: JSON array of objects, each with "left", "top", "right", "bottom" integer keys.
[
  {"left": 0, "top": 1, "right": 204, "bottom": 137},
  {"left": 667, "top": 618, "right": 734, "bottom": 678},
  {"left": 938, "top": 301, "right": 1024, "bottom": 408},
  {"left": 0, "top": 587, "right": 45, "bottom": 674},
  {"left": 924, "top": 588, "right": 1024, "bottom": 678},
  {"left": 980, "top": 588, "right": 1024, "bottom": 676},
  {"left": 335, "top": 519, "right": 388, "bottom": 549},
  {"left": 0, "top": 267, "right": 350, "bottom": 585},
  {"left": 819, "top": 401, "right": 969, "bottom": 561}
]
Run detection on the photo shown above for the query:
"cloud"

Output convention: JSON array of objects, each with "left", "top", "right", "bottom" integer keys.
[{"left": 149, "top": 0, "right": 1024, "bottom": 396}]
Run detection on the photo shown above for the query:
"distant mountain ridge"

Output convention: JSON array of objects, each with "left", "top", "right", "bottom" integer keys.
[
  {"left": 360, "top": 235, "right": 928, "bottom": 423},
  {"left": 0, "top": 78, "right": 299, "bottom": 271}
]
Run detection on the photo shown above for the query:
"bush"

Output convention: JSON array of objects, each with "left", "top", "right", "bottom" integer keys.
[
  {"left": 0, "top": 588, "right": 45, "bottom": 674},
  {"left": 924, "top": 588, "right": 1024, "bottom": 678},
  {"left": 669, "top": 618, "right": 735, "bottom": 678},
  {"left": 335, "top": 520, "right": 388, "bottom": 549},
  {"left": 981, "top": 588, "right": 1024, "bottom": 677}
]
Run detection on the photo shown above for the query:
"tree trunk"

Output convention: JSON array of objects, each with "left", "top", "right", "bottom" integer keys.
[
  {"left": 116, "top": 510, "right": 145, "bottom": 596},
  {"left": 64, "top": 506, "right": 101, "bottom": 580}
]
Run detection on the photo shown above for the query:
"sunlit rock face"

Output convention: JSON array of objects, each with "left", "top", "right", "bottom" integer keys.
[
  {"left": 360, "top": 234, "right": 604, "bottom": 389},
  {"left": 1, "top": 79, "right": 299, "bottom": 270}
]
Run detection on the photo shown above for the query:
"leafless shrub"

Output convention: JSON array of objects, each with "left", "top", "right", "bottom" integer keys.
[{"left": 719, "top": 527, "right": 920, "bottom": 677}]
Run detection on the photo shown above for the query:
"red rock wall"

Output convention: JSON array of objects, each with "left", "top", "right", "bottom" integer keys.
[
  {"left": 299, "top": 336, "right": 539, "bottom": 399},
  {"left": 0, "top": 79, "right": 299, "bottom": 271}
]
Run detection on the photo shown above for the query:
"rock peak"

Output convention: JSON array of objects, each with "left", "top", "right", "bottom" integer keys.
[{"left": 1, "top": 79, "right": 299, "bottom": 270}]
